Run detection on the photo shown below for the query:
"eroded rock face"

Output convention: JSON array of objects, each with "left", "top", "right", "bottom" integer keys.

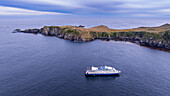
[
  {"left": 41, "top": 27, "right": 60, "bottom": 36},
  {"left": 13, "top": 25, "right": 170, "bottom": 51},
  {"left": 13, "top": 29, "right": 40, "bottom": 34},
  {"left": 41, "top": 27, "right": 49, "bottom": 35},
  {"left": 25, "top": 29, "right": 41, "bottom": 34}
]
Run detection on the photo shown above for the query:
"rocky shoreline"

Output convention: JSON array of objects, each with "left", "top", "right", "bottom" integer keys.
[{"left": 13, "top": 24, "right": 170, "bottom": 52}]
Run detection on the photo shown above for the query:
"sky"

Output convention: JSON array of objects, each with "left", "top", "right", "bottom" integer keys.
[{"left": 0, "top": 0, "right": 170, "bottom": 17}]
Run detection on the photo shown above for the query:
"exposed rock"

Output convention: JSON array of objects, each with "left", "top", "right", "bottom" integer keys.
[
  {"left": 13, "top": 24, "right": 170, "bottom": 52},
  {"left": 79, "top": 25, "right": 85, "bottom": 28},
  {"left": 13, "top": 29, "right": 21, "bottom": 33},
  {"left": 24, "top": 29, "right": 40, "bottom": 34}
]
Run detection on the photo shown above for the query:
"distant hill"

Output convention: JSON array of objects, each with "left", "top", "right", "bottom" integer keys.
[{"left": 13, "top": 24, "right": 170, "bottom": 52}]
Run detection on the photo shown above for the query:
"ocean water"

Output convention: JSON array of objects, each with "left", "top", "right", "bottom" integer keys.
[{"left": 0, "top": 17, "right": 170, "bottom": 96}]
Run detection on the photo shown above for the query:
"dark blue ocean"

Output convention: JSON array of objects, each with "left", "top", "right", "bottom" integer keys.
[{"left": 0, "top": 17, "right": 170, "bottom": 96}]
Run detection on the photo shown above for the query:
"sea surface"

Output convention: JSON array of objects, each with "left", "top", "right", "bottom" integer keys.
[{"left": 0, "top": 17, "right": 170, "bottom": 96}]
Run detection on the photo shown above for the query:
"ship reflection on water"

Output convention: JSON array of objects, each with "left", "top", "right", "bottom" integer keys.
[{"left": 85, "top": 75, "right": 120, "bottom": 81}]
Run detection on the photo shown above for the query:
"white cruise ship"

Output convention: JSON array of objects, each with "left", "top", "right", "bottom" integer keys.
[{"left": 85, "top": 66, "right": 121, "bottom": 76}]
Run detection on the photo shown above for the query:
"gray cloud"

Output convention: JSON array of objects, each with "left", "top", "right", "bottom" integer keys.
[{"left": 3, "top": 0, "right": 170, "bottom": 17}]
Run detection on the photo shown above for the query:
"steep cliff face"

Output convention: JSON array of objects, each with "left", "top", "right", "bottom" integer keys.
[
  {"left": 13, "top": 24, "right": 170, "bottom": 51},
  {"left": 40, "top": 26, "right": 93, "bottom": 42},
  {"left": 88, "top": 31, "right": 170, "bottom": 49},
  {"left": 41, "top": 26, "right": 60, "bottom": 36}
]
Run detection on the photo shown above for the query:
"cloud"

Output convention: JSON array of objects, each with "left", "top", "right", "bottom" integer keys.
[
  {"left": 132, "top": 13, "right": 154, "bottom": 17},
  {"left": 14, "top": 0, "right": 87, "bottom": 9},
  {"left": 158, "top": 9, "right": 170, "bottom": 13},
  {"left": 1, "top": 0, "right": 170, "bottom": 17},
  {"left": 116, "top": 3, "right": 156, "bottom": 9},
  {"left": 0, "top": 6, "right": 65, "bottom": 15}
]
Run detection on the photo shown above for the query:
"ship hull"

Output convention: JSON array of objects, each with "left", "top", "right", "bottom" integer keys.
[{"left": 85, "top": 73, "right": 119, "bottom": 76}]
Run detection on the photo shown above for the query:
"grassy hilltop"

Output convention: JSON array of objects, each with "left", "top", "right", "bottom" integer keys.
[
  {"left": 14, "top": 24, "right": 170, "bottom": 51},
  {"left": 39, "top": 24, "right": 170, "bottom": 42}
]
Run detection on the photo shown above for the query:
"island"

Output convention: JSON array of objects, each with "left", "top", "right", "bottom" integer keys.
[{"left": 13, "top": 24, "right": 170, "bottom": 52}]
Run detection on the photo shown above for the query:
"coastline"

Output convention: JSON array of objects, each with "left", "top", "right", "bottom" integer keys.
[
  {"left": 100, "top": 39, "right": 170, "bottom": 52},
  {"left": 13, "top": 24, "right": 170, "bottom": 52}
]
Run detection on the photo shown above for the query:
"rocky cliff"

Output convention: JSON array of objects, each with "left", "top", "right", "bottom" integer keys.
[{"left": 13, "top": 24, "right": 170, "bottom": 51}]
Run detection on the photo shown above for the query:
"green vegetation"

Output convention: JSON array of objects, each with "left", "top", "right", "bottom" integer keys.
[
  {"left": 40, "top": 25, "right": 169, "bottom": 44},
  {"left": 17, "top": 24, "right": 169, "bottom": 51}
]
